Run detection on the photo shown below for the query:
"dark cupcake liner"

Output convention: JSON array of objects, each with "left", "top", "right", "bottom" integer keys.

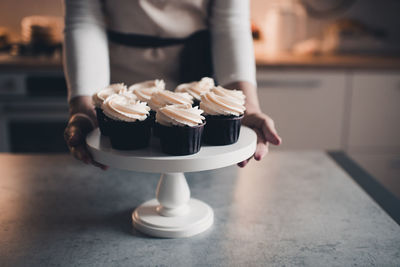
[
  {"left": 203, "top": 115, "right": 243, "bottom": 145},
  {"left": 107, "top": 116, "right": 152, "bottom": 150},
  {"left": 149, "top": 110, "right": 158, "bottom": 137},
  {"left": 149, "top": 110, "right": 156, "bottom": 122},
  {"left": 192, "top": 99, "right": 201, "bottom": 108},
  {"left": 156, "top": 122, "right": 205, "bottom": 155},
  {"left": 95, "top": 107, "right": 109, "bottom": 136}
]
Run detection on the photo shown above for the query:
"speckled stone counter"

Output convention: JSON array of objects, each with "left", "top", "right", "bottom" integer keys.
[{"left": 0, "top": 152, "right": 399, "bottom": 266}]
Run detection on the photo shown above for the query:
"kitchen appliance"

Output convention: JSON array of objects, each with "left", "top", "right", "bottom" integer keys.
[
  {"left": 0, "top": 72, "right": 68, "bottom": 152},
  {"left": 263, "top": 0, "right": 307, "bottom": 55}
]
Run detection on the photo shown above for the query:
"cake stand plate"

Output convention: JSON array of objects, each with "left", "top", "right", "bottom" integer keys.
[{"left": 87, "top": 127, "right": 256, "bottom": 238}]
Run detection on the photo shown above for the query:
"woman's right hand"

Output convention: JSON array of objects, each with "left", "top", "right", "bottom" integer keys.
[{"left": 64, "top": 96, "right": 108, "bottom": 170}]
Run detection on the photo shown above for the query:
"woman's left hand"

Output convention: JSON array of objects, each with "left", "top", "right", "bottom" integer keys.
[{"left": 238, "top": 112, "right": 282, "bottom": 167}]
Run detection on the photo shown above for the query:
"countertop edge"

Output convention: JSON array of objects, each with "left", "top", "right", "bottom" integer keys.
[{"left": 327, "top": 151, "right": 400, "bottom": 225}]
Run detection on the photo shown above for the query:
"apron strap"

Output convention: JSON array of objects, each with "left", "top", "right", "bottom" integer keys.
[
  {"left": 107, "top": 30, "right": 213, "bottom": 83},
  {"left": 108, "top": 30, "right": 186, "bottom": 47}
]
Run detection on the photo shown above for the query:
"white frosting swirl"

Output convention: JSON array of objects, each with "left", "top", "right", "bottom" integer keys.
[
  {"left": 102, "top": 94, "right": 150, "bottom": 122},
  {"left": 109, "top": 83, "right": 128, "bottom": 91},
  {"left": 118, "top": 90, "right": 138, "bottom": 102},
  {"left": 156, "top": 104, "right": 205, "bottom": 127},
  {"left": 92, "top": 83, "right": 127, "bottom": 108},
  {"left": 200, "top": 88, "right": 246, "bottom": 116},
  {"left": 129, "top": 79, "right": 165, "bottom": 102},
  {"left": 175, "top": 77, "right": 215, "bottom": 100},
  {"left": 211, "top": 86, "right": 246, "bottom": 105},
  {"left": 148, "top": 90, "right": 193, "bottom": 111}
]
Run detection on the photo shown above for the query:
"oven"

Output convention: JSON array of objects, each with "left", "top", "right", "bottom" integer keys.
[{"left": 0, "top": 70, "right": 69, "bottom": 152}]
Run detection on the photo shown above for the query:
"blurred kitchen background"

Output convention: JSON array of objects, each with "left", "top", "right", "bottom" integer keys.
[{"left": 0, "top": 1, "right": 399, "bottom": 197}]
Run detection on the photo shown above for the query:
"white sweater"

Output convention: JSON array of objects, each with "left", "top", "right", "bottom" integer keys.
[{"left": 63, "top": 0, "right": 256, "bottom": 100}]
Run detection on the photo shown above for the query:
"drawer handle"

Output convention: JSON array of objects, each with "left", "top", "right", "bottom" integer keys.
[{"left": 257, "top": 80, "right": 321, "bottom": 89}]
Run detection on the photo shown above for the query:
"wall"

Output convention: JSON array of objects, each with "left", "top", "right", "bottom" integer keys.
[
  {"left": 0, "top": 0, "right": 62, "bottom": 41},
  {"left": 251, "top": 0, "right": 400, "bottom": 53},
  {"left": 0, "top": 0, "right": 399, "bottom": 51}
]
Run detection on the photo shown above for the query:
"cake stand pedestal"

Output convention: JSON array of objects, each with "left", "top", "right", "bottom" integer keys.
[{"left": 86, "top": 127, "right": 256, "bottom": 238}]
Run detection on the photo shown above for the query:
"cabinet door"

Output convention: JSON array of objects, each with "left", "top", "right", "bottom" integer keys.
[
  {"left": 257, "top": 70, "right": 347, "bottom": 150},
  {"left": 348, "top": 72, "right": 400, "bottom": 152}
]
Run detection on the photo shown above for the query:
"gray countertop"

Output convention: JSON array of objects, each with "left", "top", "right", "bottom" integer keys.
[{"left": 0, "top": 151, "right": 399, "bottom": 266}]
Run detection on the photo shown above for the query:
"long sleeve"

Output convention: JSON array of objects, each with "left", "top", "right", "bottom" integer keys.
[
  {"left": 209, "top": 0, "right": 256, "bottom": 87},
  {"left": 63, "top": 0, "right": 110, "bottom": 101}
]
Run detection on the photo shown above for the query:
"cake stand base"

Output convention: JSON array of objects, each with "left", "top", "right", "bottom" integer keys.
[
  {"left": 132, "top": 198, "right": 214, "bottom": 238},
  {"left": 86, "top": 127, "right": 257, "bottom": 238}
]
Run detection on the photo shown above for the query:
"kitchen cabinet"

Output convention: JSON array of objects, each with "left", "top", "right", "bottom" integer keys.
[
  {"left": 257, "top": 70, "right": 347, "bottom": 150},
  {"left": 257, "top": 68, "right": 400, "bottom": 153},
  {"left": 347, "top": 72, "right": 400, "bottom": 153},
  {"left": 0, "top": 74, "right": 25, "bottom": 96}
]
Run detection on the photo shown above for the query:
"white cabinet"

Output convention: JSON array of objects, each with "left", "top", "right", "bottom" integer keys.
[
  {"left": 348, "top": 72, "right": 400, "bottom": 152},
  {"left": 257, "top": 70, "right": 347, "bottom": 150}
]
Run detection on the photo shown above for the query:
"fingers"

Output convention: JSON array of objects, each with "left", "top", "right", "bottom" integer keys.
[
  {"left": 238, "top": 157, "right": 251, "bottom": 168},
  {"left": 70, "top": 144, "right": 92, "bottom": 164},
  {"left": 65, "top": 113, "right": 108, "bottom": 170},
  {"left": 64, "top": 114, "right": 95, "bottom": 146},
  {"left": 70, "top": 144, "right": 108, "bottom": 170},
  {"left": 237, "top": 127, "right": 270, "bottom": 168},
  {"left": 92, "top": 160, "right": 109, "bottom": 170},
  {"left": 261, "top": 117, "right": 281, "bottom": 146},
  {"left": 254, "top": 128, "right": 269, "bottom": 161},
  {"left": 68, "top": 113, "right": 96, "bottom": 135},
  {"left": 65, "top": 125, "right": 85, "bottom": 147},
  {"left": 255, "top": 142, "right": 269, "bottom": 161},
  {"left": 238, "top": 159, "right": 248, "bottom": 168},
  {"left": 242, "top": 113, "right": 282, "bottom": 146}
]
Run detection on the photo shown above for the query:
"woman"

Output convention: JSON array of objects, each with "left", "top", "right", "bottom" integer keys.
[{"left": 63, "top": 0, "right": 281, "bottom": 169}]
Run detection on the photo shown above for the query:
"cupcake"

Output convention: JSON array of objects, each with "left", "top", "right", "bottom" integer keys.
[
  {"left": 129, "top": 79, "right": 165, "bottom": 118},
  {"left": 155, "top": 104, "right": 205, "bottom": 155},
  {"left": 129, "top": 79, "right": 165, "bottom": 102},
  {"left": 92, "top": 83, "right": 127, "bottom": 136},
  {"left": 175, "top": 77, "right": 214, "bottom": 107},
  {"left": 148, "top": 90, "right": 194, "bottom": 112},
  {"left": 200, "top": 86, "right": 246, "bottom": 145},
  {"left": 148, "top": 90, "right": 194, "bottom": 137},
  {"left": 102, "top": 94, "right": 151, "bottom": 150},
  {"left": 119, "top": 88, "right": 138, "bottom": 101}
]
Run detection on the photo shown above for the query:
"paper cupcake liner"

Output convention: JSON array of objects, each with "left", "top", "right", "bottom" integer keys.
[
  {"left": 107, "top": 116, "right": 152, "bottom": 150},
  {"left": 149, "top": 110, "right": 158, "bottom": 137},
  {"left": 156, "top": 122, "right": 205, "bottom": 155},
  {"left": 95, "top": 108, "right": 109, "bottom": 136},
  {"left": 203, "top": 115, "right": 243, "bottom": 145},
  {"left": 192, "top": 99, "right": 201, "bottom": 108}
]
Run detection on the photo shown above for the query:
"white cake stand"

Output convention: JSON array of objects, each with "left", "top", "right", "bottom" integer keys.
[{"left": 86, "top": 127, "right": 256, "bottom": 238}]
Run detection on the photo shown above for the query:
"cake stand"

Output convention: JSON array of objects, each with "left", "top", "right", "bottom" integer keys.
[{"left": 86, "top": 127, "right": 256, "bottom": 238}]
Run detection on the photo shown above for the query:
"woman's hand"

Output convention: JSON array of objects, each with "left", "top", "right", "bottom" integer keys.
[
  {"left": 224, "top": 81, "right": 282, "bottom": 167},
  {"left": 64, "top": 96, "right": 108, "bottom": 170},
  {"left": 239, "top": 112, "right": 281, "bottom": 167}
]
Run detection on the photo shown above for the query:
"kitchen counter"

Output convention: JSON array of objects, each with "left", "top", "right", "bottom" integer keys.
[
  {"left": 1, "top": 48, "right": 400, "bottom": 73},
  {"left": 0, "top": 54, "right": 63, "bottom": 73},
  {"left": 256, "top": 53, "right": 400, "bottom": 70},
  {"left": 0, "top": 151, "right": 399, "bottom": 266},
  {"left": 255, "top": 42, "right": 400, "bottom": 70}
]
